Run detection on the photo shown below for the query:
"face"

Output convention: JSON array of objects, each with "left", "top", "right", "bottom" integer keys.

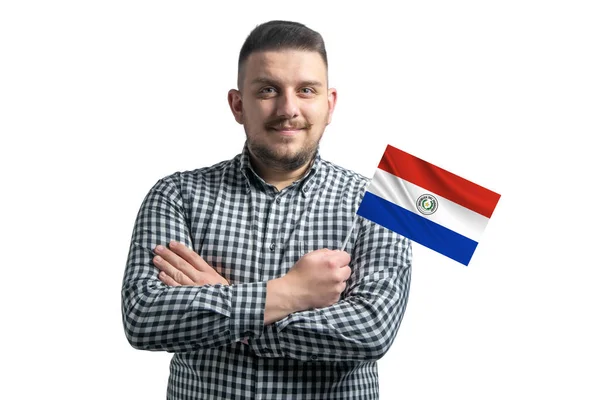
[{"left": 228, "top": 50, "right": 337, "bottom": 172}]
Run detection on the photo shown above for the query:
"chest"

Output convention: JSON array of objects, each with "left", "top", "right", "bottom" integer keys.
[{"left": 186, "top": 187, "right": 355, "bottom": 284}]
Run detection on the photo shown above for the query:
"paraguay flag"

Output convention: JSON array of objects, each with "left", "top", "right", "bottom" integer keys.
[{"left": 357, "top": 145, "right": 501, "bottom": 266}]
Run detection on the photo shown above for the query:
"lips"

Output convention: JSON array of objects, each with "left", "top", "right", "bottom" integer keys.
[
  {"left": 266, "top": 119, "right": 310, "bottom": 134},
  {"left": 274, "top": 127, "right": 302, "bottom": 132},
  {"left": 269, "top": 125, "right": 305, "bottom": 131},
  {"left": 271, "top": 127, "right": 303, "bottom": 136},
  {"left": 267, "top": 124, "right": 306, "bottom": 136}
]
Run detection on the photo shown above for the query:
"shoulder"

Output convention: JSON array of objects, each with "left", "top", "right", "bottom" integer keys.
[
  {"left": 318, "top": 157, "right": 370, "bottom": 194},
  {"left": 149, "top": 154, "right": 241, "bottom": 198}
]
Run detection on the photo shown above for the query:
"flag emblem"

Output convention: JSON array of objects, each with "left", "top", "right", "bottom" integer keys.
[
  {"left": 416, "top": 194, "right": 438, "bottom": 215},
  {"left": 356, "top": 144, "right": 501, "bottom": 266}
]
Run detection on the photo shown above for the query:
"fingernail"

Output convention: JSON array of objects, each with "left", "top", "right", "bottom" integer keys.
[
  {"left": 154, "top": 255, "right": 162, "bottom": 263},
  {"left": 155, "top": 245, "right": 164, "bottom": 252},
  {"left": 169, "top": 241, "right": 177, "bottom": 247}
]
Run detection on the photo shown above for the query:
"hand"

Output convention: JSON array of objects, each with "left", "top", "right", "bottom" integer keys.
[
  {"left": 281, "top": 249, "right": 352, "bottom": 311},
  {"left": 153, "top": 241, "right": 229, "bottom": 286}
]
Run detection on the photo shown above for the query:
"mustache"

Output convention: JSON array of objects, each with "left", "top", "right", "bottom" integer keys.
[{"left": 265, "top": 118, "right": 312, "bottom": 130}]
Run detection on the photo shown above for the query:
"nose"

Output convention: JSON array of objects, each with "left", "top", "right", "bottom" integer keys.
[{"left": 276, "top": 89, "right": 300, "bottom": 119}]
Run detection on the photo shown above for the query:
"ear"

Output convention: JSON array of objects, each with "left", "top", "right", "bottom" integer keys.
[
  {"left": 326, "top": 88, "right": 338, "bottom": 125},
  {"left": 227, "top": 89, "right": 244, "bottom": 124}
]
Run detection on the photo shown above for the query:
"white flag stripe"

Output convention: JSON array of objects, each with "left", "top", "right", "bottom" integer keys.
[{"left": 367, "top": 169, "right": 490, "bottom": 242}]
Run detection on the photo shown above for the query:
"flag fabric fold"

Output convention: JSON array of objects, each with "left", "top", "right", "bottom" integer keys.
[{"left": 357, "top": 145, "right": 501, "bottom": 266}]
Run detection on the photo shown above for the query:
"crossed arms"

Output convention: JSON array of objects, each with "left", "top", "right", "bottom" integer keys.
[{"left": 121, "top": 178, "right": 412, "bottom": 362}]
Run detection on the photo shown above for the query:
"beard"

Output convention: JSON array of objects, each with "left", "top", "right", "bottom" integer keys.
[
  {"left": 245, "top": 116, "right": 323, "bottom": 172},
  {"left": 246, "top": 133, "right": 321, "bottom": 172}
]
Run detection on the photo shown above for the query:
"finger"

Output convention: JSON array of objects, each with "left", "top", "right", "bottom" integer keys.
[
  {"left": 329, "top": 249, "right": 351, "bottom": 266},
  {"left": 339, "top": 265, "right": 352, "bottom": 282},
  {"left": 154, "top": 245, "right": 199, "bottom": 280},
  {"left": 158, "top": 271, "right": 181, "bottom": 287},
  {"left": 153, "top": 255, "right": 195, "bottom": 285},
  {"left": 169, "top": 241, "right": 212, "bottom": 272},
  {"left": 324, "top": 252, "right": 351, "bottom": 270}
]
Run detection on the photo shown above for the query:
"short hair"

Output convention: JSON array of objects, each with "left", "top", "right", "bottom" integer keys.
[{"left": 237, "top": 20, "right": 328, "bottom": 88}]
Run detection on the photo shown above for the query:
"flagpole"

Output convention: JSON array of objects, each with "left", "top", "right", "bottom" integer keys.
[{"left": 340, "top": 214, "right": 359, "bottom": 251}]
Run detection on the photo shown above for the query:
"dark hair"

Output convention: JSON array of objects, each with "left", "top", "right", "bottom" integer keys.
[{"left": 237, "top": 20, "right": 328, "bottom": 88}]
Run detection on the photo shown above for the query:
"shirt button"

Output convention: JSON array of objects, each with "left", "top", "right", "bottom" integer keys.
[
  {"left": 310, "top": 354, "right": 319, "bottom": 361},
  {"left": 275, "top": 197, "right": 281, "bottom": 204},
  {"left": 269, "top": 242, "right": 276, "bottom": 251}
]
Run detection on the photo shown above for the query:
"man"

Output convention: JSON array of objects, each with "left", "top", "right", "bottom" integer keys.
[{"left": 122, "top": 20, "right": 411, "bottom": 399}]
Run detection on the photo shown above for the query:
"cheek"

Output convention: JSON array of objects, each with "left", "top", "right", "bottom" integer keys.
[
  {"left": 306, "top": 103, "right": 330, "bottom": 125},
  {"left": 247, "top": 102, "right": 274, "bottom": 122}
]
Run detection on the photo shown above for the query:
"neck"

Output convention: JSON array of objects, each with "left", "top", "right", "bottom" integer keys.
[{"left": 250, "top": 156, "right": 313, "bottom": 191}]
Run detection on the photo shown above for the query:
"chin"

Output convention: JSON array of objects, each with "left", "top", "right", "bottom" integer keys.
[{"left": 252, "top": 145, "right": 316, "bottom": 171}]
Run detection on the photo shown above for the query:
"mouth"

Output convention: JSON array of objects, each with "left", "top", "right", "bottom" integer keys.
[{"left": 269, "top": 127, "right": 305, "bottom": 136}]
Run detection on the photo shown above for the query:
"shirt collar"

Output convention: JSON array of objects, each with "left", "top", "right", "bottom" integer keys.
[{"left": 239, "top": 142, "right": 322, "bottom": 195}]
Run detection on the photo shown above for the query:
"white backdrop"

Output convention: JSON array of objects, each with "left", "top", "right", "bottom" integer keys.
[{"left": 1, "top": 1, "right": 599, "bottom": 399}]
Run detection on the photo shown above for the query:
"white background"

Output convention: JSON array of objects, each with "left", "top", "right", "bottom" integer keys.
[{"left": 1, "top": 1, "right": 599, "bottom": 399}]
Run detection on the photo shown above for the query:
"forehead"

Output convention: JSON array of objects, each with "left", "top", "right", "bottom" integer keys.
[{"left": 242, "top": 50, "right": 328, "bottom": 86}]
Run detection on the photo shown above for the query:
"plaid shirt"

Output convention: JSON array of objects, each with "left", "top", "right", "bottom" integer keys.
[{"left": 122, "top": 144, "right": 412, "bottom": 400}]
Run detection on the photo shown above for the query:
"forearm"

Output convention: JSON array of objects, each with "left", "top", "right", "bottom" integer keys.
[
  {"left": 253, "top": 229, "right": 412, "bottom": 362},
  {"left": 122, "top": 177, "right": 267, "bottom": 352},
  {"left": 264, "top": 277, "right": 298, "bottom": 325},
  {"left": 251, "top": 274, "right": 409, "bottom": 362},
  {"left": 122, "top": 275, "right": 266, "bottom": 352}
]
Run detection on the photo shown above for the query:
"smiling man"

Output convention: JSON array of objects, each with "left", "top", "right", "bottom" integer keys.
[
  {"left": 231, "top": 45, "right": 336, "bottom": 190},
  {"left": 122, "top": 20, "right": 412, "bottom": 400}
]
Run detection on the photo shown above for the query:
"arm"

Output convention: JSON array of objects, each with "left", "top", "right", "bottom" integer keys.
[
  {"left": 249, "top": 218, "right": 412, "bottom": 362},
  {"left": 121, "top": 176, "right": 267, "bottom": 353}
]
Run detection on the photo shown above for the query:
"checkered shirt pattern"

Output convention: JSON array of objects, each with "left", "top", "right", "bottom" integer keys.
[{"left": 122, "top": 144, "right": 412, "bottom": 400}]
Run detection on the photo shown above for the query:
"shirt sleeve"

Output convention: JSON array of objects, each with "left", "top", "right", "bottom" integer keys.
[
  {"left": 121, "top": 176, "right": 267, "bottom": 353},
  {"left": 249, "top": 218, "right": 412, "bottom": 362}
]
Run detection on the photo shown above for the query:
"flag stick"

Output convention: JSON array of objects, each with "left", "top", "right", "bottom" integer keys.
[{"left": 340, "top": 214, "right": 359, "bottom": 251}]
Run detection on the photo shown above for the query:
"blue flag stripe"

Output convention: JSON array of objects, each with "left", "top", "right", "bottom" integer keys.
[{"left": 357, "top": 192, "right": 478, "bottom": 266}]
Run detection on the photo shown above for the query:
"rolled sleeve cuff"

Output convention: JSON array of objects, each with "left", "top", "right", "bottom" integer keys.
[
  {"left": 229, "top": 282, "right": 267, "bottom": 341},
  {"left": 249, "top": 324, "right": 285, "bottom": 358}
]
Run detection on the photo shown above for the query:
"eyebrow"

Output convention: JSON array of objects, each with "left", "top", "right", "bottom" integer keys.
[{"left": 249, "top": 77, "right": 324, "bottom": 87}]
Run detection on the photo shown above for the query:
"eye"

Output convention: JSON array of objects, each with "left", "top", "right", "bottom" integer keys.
[
  {"left": 299, "top": 87, "right": 315, "bottom": 95},
  {"left": 259, "top": 87, "right": 277, "bottom": 95}
]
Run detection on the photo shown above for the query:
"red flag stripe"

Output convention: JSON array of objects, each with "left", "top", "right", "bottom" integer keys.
[{"left": 378, "top": 145, "right": 501, "bottom": 218}]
